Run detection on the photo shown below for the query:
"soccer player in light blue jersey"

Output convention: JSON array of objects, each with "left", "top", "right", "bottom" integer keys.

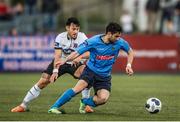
[{"left": 48, "top": 22, "right": 134, "bottom": 114}]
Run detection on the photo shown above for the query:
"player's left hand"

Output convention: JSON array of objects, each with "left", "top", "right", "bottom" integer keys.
[
  {"left": 50, "top": 72, "right": 58, "bottom": 83},
  {"left": 126, "top": 66, "right": 133, "bottom": 76}
]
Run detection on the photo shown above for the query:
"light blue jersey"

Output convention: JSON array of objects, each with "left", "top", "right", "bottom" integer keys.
[{"left": 76, "top": 34, "right": 131, "bottom": 76}]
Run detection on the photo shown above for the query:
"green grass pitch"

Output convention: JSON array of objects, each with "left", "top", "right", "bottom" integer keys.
[{"left": 0, "top": 73, "right": 179, "bottom": 121}]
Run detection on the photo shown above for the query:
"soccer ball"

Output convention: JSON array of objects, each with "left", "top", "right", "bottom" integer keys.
[{"left": 145, "top": 97, "right": 162, "bottom": 114}]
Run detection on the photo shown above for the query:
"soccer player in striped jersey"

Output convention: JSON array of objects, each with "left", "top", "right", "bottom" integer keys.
[
  {"left": 11, "top": 17, "right": 93, "bottom": 113},
  {"left": 48, "top": 22, "right": 134, "bottom": 114}
]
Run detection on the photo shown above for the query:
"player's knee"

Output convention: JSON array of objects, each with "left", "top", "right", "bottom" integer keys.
[
  {"left": 98, "top": 96, "right": 109, "bottom": 105},
  {"left": 96, "top": 89, "right": 110, "bottom": 105},
  {"left": 41, "top": 73, "right": 50, "bottom": 81}
]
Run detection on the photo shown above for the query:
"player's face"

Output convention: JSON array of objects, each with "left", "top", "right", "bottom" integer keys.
[
  {"left": 66, "top": 23, "right": 80, "bottom": 39},
  {"left": 109, "top": 32, "right": 121, "bottom": 43}
]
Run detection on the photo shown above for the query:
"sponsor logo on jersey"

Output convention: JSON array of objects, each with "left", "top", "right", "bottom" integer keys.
[
  {"left": 112, "top": 47, "right": 115, "bottom": 50},
  {"left": 73, "top": 43, "right": 78, "bottom": 48},
  {"left": 63, "top": 49, "right": 74, "bottom": 54},
  {"left": 96, "top": 55, "right": 114, "bottom": 60}
]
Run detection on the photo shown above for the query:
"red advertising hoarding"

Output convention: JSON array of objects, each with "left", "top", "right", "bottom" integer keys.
[
  {"left": 113, "top": 35, "right": 180, "bottom": 73},
  {"left": 0, "top": 35, "right": 179, "bottom": 72}
]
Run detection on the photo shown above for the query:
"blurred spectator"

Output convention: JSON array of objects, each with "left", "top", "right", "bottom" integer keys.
[
  {"left": 25, "top": 0, "right": 37, "bottom": 15},
  {"left": 42, "top": 0, "right": 60, "bottom": 13},
  {"left": 159, "top": 0, "right": 177, "bottom": 35},
  {"left": 174, "top": 0, "right": 180, "bottom": 36},
  {"left": 0, "top": 0, "right": 13, "bottom": 21},
  {"left": 145, "top": 0, "right": 160, "bottom": 34},
  {"left": 133, "top": 0, "right": 139, "bottom": 29},
  {"left": 41, "top": 0, "right": 61, "bottom": 32},
  {"left": 9, "top": 27, "right": 18, "bottom": 36},
  {"left": 120, "top": 10, "right": 133, "bottom": 34},
  {"left": 13, "top": 2, "right": 24, "bottom": 16}
]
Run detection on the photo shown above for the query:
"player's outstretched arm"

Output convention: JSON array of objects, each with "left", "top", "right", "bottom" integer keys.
[
  {"left": 55, "top": 51, "right": 80, "bottom": 67},
  {"left": 126, "top": 48, "right": 134, "bottom": 76},
  {"left": 80, "top": 51, "right": 90, "bottom": 59},
  {"left": 72, "top": 51, "right": 90, "bottom": 66}
]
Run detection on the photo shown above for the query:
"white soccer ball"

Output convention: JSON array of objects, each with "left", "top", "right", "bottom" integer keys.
[{"left": 145, "top": 97, "right": 162, "bottom": 114}]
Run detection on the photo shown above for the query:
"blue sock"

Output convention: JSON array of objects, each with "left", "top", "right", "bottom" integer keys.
[
  {"left": 82, "top": 96, "right": 97, "bottom": 107},
  {"left": 51, "top": 88, "right": 76, "bottom": 109}
]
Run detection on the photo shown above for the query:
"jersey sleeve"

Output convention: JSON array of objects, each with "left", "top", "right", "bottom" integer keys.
[
  {"left": 54, "top": 35, "right": 63, "bottom": 49},
  {"left": 76, "top": 39, "right": 95, "bottom": 55},
  {"left": 81, "top": 33, "right": 88, "bottom": 41},
  {"left": 121, "top": 39, "right": 131, "bottom": 53},
  {"left": 78, "top": 33, "right": 88, "bottom": 45}
]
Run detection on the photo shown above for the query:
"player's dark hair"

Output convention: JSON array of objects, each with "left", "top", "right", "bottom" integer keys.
[
  {"left": 66, "top": 17, "right": 80, "bottom": 26},
  {"left": 105, "top": 22, "right": 122, "bottom": 34}
]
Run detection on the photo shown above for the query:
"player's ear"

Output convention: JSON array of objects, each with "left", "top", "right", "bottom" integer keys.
[
  {"left": 107, "top": 32, "right": 112, "bottom": 37},
  {"left": 66, "top": 26, "right": 70, "bottom": 31}
]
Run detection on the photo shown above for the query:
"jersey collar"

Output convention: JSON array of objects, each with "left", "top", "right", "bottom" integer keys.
[
  {"left": 100, "top": 35, "right": 113, "bottom": 45},
  {"left": 67, "top": 33, "right": 77, "bottom": 40}
]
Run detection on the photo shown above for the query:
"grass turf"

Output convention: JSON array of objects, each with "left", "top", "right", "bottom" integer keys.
[{"left": 0, "top": 73, "right": 179, "bottom": 121}]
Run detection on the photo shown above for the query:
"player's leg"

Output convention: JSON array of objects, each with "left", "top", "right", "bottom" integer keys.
[
  {"left": 11, "top": 60, "right": 55, "bottom": 112},
  {"left": 21, "top": 73, "right": 51, "bottom": 108},
  {"left": 93, "top": 89, "right": 110, "bottom": 105},
  {"left": 72, "top": 64, "right": 94, "bottom": 113},
  {"left": 79, "top": 89, "right": 110, "bottom": 113},
  {"left": 11, "top": 73, "right": 51, "bottom": 112},
  {"left": 48, "top": 79, "right": 88, "bottom": 114},
  {"left": 79, "top": 75, "right": 111, "bottom": 113},
  {"left": 73, "top": 64, "right": 91, "bottom": 97}
]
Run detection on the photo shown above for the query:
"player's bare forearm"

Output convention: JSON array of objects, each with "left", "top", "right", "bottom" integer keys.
[
  {"left": 54, "top": 49, "right": 62, "bottom": 69},
  {"left": 126, "top": 48, "right": 134, "bottom": 75},
  {"left": 50, "top": 49, "right": 62, "bottom": 83},
  {"left": 65, "top": 51, "right": 80, "bottom": 62},
  {"left": 127, "top": 48, "right": 134, "bottom": 65},
  {"left": 71, "top": 51, "right": 89, "bottom": 67},
  {"left": 75, "top": 51, "right": 90, "bottom": 60},
  {"left": 80, "top": 51, "right": 90, "bottom": 59},
  {"left": 55, "top": 51, "right": 80, "bottom": 67}
]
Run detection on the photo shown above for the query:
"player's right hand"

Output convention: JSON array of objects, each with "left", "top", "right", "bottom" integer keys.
[
  {"left": 50, "top": 73, "right": 58, "bottom": 83},
  {"left": 126, "top": 66, "right": 134, "bottom": 76}
]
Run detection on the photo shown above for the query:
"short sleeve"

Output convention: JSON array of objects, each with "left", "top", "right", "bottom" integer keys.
[
  {"left": 78, "top": 32, "right": 88, "bottom": 45},
  {"left": 81, "top": 33, "right": 88, "bottom": 41},
  {"left": 54, "top": 35, "right": 63, "bottom": 49},
  {"left": 121, "top": 39, "right": 131, "bottom": 53}
]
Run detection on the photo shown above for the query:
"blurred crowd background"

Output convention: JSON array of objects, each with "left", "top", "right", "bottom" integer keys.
[{"left": 0, "top": 0, "right": 179, "bottom": 36}]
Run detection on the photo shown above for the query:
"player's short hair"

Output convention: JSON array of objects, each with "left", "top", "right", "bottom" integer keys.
[
  {"left": 105, "top": 22, "right": 122, "bottom": 34},
  {"left": 66, "top": 17, "right": 80, "bottom": 26}
]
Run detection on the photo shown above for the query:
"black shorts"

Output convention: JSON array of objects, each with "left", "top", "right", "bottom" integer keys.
[
  {"left": 80, "top": 66, "right": 112, "bottom": 94},
  {"left": 43, "top": 60, "right": 83, "bottom": 79}
]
